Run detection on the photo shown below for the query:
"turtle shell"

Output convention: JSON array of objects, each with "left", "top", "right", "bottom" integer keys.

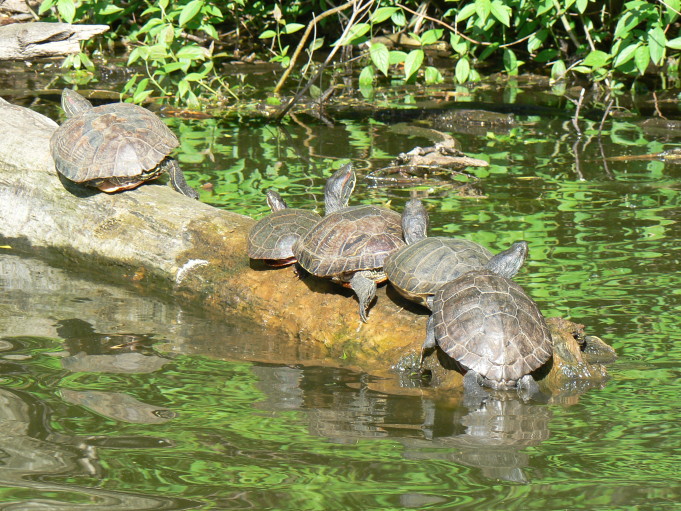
[
  {"left": 50, "top": 102, "right": 178, "bottom": 185},
  {"left": 248, "top": 208, "right": 322, "bottom": 264},
  {"left": 432, "top": 270, "right": 552, "bottom": 387},
  {"left": 293, "top": 205, "right": 405, "bottom": 277},
  {"left": 384, "top": 237, "right": 493, "bottom": 305}
]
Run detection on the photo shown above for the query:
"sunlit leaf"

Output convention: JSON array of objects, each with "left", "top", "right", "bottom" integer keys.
[
  {"left": 634, "top": 44, "right": 650, "bottom": 75},
  {"left": 370, "top": 42, "right": 390, "bottom": 76},
  {"left": 582, "top": 50, "right": 610, "bottom": 69},
  {"left": 371, "top": 6, "right": 399, "bottom": 24},
  {"left": 648, "top": 25, "right": 666, "bottom": 65},
  {"left": 613, "top": 43, "right": 639, "bottom": 68},
  {"left": 404, "top": 49, "right": 424, "bottom": 81},
  {"left": 455, "top": 57, "right": 470, "bottom": 83},
  {"left": 490, "top": 0, "right": 510, "bottom": 26},
  {"left": 283, "top": 23, "right": 305, "bottom": 35},
  {"left": 56, "top": 0, "right": 75, "bottom": 23},
  {"left": 179, "top": 0, "right": 204, "bottom": 27},
  {"left": 424, "top": 66, "right": 444, "bottom": 84},
  {"left": 359, "top": 65, "right": 375, "bottom": 86},
  {"left": 176, "top": 45, "right": 208, "bottom": 60},
  {"left": 98, "top": 5, "right": 123, "bottom": 15},
  {"left": 551, "top": 59, "right": 567, "bottom": 81}
]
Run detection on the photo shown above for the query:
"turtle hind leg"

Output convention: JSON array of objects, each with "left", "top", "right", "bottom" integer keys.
[
  {"left": 349, "top": 271, "right": 378, "bottom": 323},
  {"left": 164, "top": 158, "right": 199, "bottom": 199},
  {"left": 419, "top": 314, "right": 437, "bottom": 367}
]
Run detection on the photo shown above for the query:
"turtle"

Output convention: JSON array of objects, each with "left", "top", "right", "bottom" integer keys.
[
  {"left": 247, "top": 189, "right": 322, "bottom": 266},
  {"left": 385, "top": 198, "right": 527, "bottom": 307},
  {"left": 292, "top": 164, "right": 405, "bottom": 322},
  {"left": 423, "top": 260, "right": 553, "bottom": 391},
  {"left": 50, "top": 88, "right": 199, "bottom": 198}
]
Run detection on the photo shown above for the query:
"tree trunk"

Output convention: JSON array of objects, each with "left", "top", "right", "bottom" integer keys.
[
  {"left": 0, "top": 22, "right": 109, "bottom": 60},
  {"left": 0, "top": 97, "right": 613, "bottom": 392}
]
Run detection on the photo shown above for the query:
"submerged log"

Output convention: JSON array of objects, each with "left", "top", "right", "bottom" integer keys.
[
  {"left": 0, "top": 97, "right": 612, "bottom": 393},
  {"left": 0, "top": 22, "right": 109, "bottom": 60}
]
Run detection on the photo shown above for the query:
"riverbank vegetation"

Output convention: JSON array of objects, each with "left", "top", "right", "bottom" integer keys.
[{"left": 37, "top": 0, "right": 681, "bottom": 106}]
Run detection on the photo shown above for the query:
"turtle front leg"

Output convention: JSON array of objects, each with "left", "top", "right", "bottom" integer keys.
[
  {"left": 164, "top": 158, "right": 199, "bottom": 199},
  {"left": 349, "top": 271, "right": 377, "bottom": 323}
]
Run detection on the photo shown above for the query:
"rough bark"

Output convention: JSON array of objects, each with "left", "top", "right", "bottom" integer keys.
[
  {"left": 0, "top": 97, "right": 614, "bottom": 393},
  {"left": 0, "top": 22, "right": 109, "bottom": 60}
]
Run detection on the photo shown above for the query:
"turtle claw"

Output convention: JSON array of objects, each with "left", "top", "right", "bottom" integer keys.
[{"left": 350, "top": 271, "right": 377, "bottom": 323}]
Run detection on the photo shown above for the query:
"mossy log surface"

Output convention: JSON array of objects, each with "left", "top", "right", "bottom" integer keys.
[{"left": 0, "top": 98, "right": 613, "bottom": 392}]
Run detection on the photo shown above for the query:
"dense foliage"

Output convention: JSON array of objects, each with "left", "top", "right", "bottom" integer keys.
[{"left": 38, "top": 0, "right": 681, "bottom": 106}]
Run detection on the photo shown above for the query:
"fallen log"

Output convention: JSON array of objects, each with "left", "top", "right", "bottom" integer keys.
[
  {"left": 0, "top": 22, "right": 109, "bottom": 60},
  {"left": 0, "top": 97, "right": 614, "bottom": 394}
]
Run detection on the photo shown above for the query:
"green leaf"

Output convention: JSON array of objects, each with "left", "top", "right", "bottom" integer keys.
[
  {"left": 179, "top": 0, "right": 203, "bottom": 27},
  {"left": 38, "top": 0, "right": 55, "bottom": 15},
  {"left": 582, "top": 50, "right": 610, "bottom": 69},
  {"left": 450, "top": 33, "right": 468, "bottom": 55},
  {"left": 176, "top": 45, "right": 207, "bottom": 60},
  {"left": 535, "top": 48, "right": 559, "bottom": 63},
  {"left": 388, "top": 50, "right": 407, "bottom": 65},
  {"left": 648, "top": 25, "right": 666, "bottom": 65},
  {"left": 371, "top": 6, "right": 399, "bottom": 24},
  {"left": 503, "top": 48, "right": 518, "bottom": 73},
  {"left": 420, "top": 29, "right": 443, "bottom": 46},
  {"left": 664, "top": 0, "right": 680, "bottom": 24},
  {"left": 613, "top": 42, "right": 639, "bottom": 68},
  {"left": 391, "top": 10, "right": 407, "bottom": 26},
  {"left": 336, "top": 22, "right": 370, "bottom": 45},
  {"left": 259, "top": 30, "right": 277, "bottom": 39},
  {"left": 359, "top": 65, "right": 375, "bottom": 86},
  {"left": 551, "top": 59, "right": 567, "bottom": 81},
  {"left": 576, "top": 0, "right": 589, "bottom": 13},
  {"left": 475, "top": 0, "right": 491, "bottom": 24},
  {"left": 667, "top": 37, "right": 681, "bottom": 49},
  {"left": 57, "top": 0, "right": 76, "bottom": 23},
  {"left": 490, "top": 0, "right": 510, "bottom": 27},
  {"left": 98, "top": 5, "right": 123, "bottom": 16},
  {"left": 404, "top": 49, "right": 424, "bottom": 81},
  {"left": 456, "top": 3, "right": 477, "bottom": 22},
  {"left": 283, "top": 23, "right": 305, "bottom": 35},
  {"left": 424, "top": 66, "right": 444, "bottom": 84},
  {"left": 369, "top": 42, "right": 390, "bottom": 76},
  {"left": 634, "top": 44, "right": 650, "bottom": 75},
  {"left": 528, "top": 29, "right": 548, "bottom": 53},
  {"left": 614, "top": 11, "right": 639, "bottom": 40},
  {"left": 178, "top": 78, "right": 190, "bottom": 99},
  {"left": 455, "top": 57, "right": 470, "bottom": 83},
  {"left": 162, "top": 62, "right": 186, "bottom": 73}
]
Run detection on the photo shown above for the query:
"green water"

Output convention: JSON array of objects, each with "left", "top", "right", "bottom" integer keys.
[{"left": 1, "top": 85, "right": 681, "bottom": 509}]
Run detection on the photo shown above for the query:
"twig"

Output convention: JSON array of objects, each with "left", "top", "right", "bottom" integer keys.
[
  {"left": 572, "top": 87, "right": 585, "bottom": 135},
  {"left": 396, "top": 2, "right": 486, "bottom": 46},
  {"left": 273, "top": 0, "right": 364, "bottom": 94},
  {"left": 274, "top": 0, "right": 374, "bottom": 121},
  {"left": 598, "top": 99, "right": 613, "bottom": 135},
  {"left": 652, "top": 92, "right": 667, "bottom": 119}
]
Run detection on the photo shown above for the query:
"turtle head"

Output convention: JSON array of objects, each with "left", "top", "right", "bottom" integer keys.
[
  {"left": 402, "top": 198, "right": 429, "bottom": 245},
  {"left": 324, "top": 163, "right": 355, "bottom": 215},
  {"left": 485, "top": 241, "right": 528, "bottom": 278},
  {"left": 61, "top": 88, "right": 93, "bottom": 118},
  {"left": 265, "top": 189, "right": 288, "bottom": 212}
]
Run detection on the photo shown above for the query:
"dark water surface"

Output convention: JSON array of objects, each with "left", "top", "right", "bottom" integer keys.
[{"left": 1, "top": 84, "right": 681, "bottom": 509}]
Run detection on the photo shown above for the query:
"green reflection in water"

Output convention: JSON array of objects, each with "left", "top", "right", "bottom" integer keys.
[{"left": 5, "top": 88, "right": 681, "bottom": 509}]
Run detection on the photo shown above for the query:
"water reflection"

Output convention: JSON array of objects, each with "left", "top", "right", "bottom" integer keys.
[
  {"left": 253, "top": 363, "right": 552, "bottom": 483},
  {"left": 0, "top": 386, "right": 195, "bottom": 509}
]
